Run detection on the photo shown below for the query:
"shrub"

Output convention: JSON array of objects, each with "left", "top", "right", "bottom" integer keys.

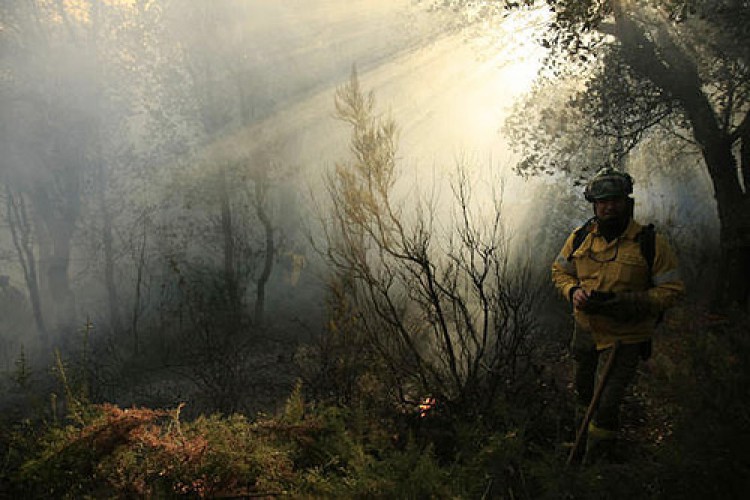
[
  {"left": 16, "top": 403, "right": 296, "bottom": 497},
  {"left": 653, "top": 309, "right": 750, "bottom": 498}
]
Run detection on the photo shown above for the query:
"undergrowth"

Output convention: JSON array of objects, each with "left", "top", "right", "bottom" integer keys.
[{"left": 1, "top": 305, "right": 748, "bottom": 498}]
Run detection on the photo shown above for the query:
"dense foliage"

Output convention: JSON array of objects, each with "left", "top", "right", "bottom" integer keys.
[{"left": 1, "top": 305, "right": 747, "bottom": 498}]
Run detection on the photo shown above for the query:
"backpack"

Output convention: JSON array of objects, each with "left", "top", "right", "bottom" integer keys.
[{"left": 567, "top": 217, "right": 657, "bottom": 285}]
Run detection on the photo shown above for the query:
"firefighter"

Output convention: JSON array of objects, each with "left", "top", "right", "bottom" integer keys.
[{"left": 551, "top": 168, "right": 684, "bottom": 463}]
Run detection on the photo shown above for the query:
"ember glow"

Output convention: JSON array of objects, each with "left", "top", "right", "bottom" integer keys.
[{"left": 418, "top": 397, "right": 437, "bottom": 418}]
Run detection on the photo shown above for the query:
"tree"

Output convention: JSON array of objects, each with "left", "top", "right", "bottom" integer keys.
[
  {"left": 0, "top": 0, "right": 92, "bottom": 340},
  {"left": 4, "top": 188, "right": 47, "bottom": 340},
  {"left": 453, "top": 0, "right": 750, "bottom": 308},
  {"left": 320, "top": 69, "right": 541, "bottom": 412},
  {"left": 605, "top": 1, "right": 749, "bottom": 309},
  {"left": 165, "top": 0, "right": 289, "bottom": 327},
  {"left": 0, "top": 0, "right": 174, "bottom": 345}
]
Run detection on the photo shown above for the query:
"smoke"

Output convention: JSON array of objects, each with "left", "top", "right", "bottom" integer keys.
[{"left": 0, "top": 0, "right": 555, "bottom": 411}]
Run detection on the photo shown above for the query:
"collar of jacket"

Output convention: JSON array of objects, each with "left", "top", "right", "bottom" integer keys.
[{"left": 589, "top": 218, "right": 642, "bottom": 240}]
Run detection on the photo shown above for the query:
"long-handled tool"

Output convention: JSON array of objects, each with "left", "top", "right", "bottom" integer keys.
[{"left": 566, "top": 340, "right": 621, "bottom": 466}]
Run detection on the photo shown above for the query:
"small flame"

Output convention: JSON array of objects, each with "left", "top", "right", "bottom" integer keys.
[{"left": 418, "top": 397, "right": 436, "bottom": 418}]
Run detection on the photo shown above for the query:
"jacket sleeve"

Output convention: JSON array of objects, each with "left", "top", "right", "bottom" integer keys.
[
  {"left": 645, "top": 233, "right": 685, "bottom": 311},
  {"left": 551, "top": 231, "right": 579, "bottom": 303}
]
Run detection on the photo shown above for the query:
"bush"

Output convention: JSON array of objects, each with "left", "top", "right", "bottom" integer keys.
[
  {"left": 5, "top": 305, "right": 747, "bottom": 498},
  {"left": 15, "top": 404, "right": 295, "bottom": 498},
  {"left": 652, "top": 309, "right": 750, "bottom": 498}
]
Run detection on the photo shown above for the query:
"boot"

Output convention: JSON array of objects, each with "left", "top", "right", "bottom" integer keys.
[{"left": 583, "top": 421, "right": 617, "bottom": 465}]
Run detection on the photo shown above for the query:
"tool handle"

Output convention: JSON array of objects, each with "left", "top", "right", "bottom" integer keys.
[{"left": 566, "top": 340, "right": 621, "bottom": 466}]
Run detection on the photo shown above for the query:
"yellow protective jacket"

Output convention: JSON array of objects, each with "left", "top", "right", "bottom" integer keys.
[{"left": 551, "top": 219, "right": 684, "bottom": 349}]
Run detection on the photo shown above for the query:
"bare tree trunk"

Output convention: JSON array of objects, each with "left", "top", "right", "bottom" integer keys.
[
  {"left": 88, "top": 0, "right": 121, "bottom": 334},
  {"left": 5, "top": 187, "right": 47, "bottom": 341},
  {"left": 254, "top": 174, "right": 275, "bottom": 326},
  {"left": 741, "top": 128, "right": 750, "bottom": 193},
  {"left": 713, "top": 196, "right": 750, "bottom": 310},
  {"left": 28, "top": 180, "right": 79, "bottom": 339},
  {"left": 48, "top": 223, "right": 76, "bottom": 328},
  {"left": 219, "top": 167, "right": 240, "bottom": 330},
  {"left": 131, "top": 219, "right": 147, "bottom": 355},
  {"left": 690, "top": 129, "right": 749, "bottom": 308},
  {"left": 97, "top": 162, "right": 121, "bottom": 333}
]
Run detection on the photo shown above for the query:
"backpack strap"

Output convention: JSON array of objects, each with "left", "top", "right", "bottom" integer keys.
[
  {"left": 567, "top": 217, "right": 597, "bottom": 261},
  {"left": 567, "top": 219, "right": 658, "bottom": 272}
]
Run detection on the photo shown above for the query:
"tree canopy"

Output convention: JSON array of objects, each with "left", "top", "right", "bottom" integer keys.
[{"left": 486, "top": 0, "right": 750, "bottom": 306}]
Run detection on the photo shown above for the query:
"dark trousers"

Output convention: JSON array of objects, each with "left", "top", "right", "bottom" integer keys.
[{"left": 570, "top": 323, "right": 643, "bottom": 431}]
